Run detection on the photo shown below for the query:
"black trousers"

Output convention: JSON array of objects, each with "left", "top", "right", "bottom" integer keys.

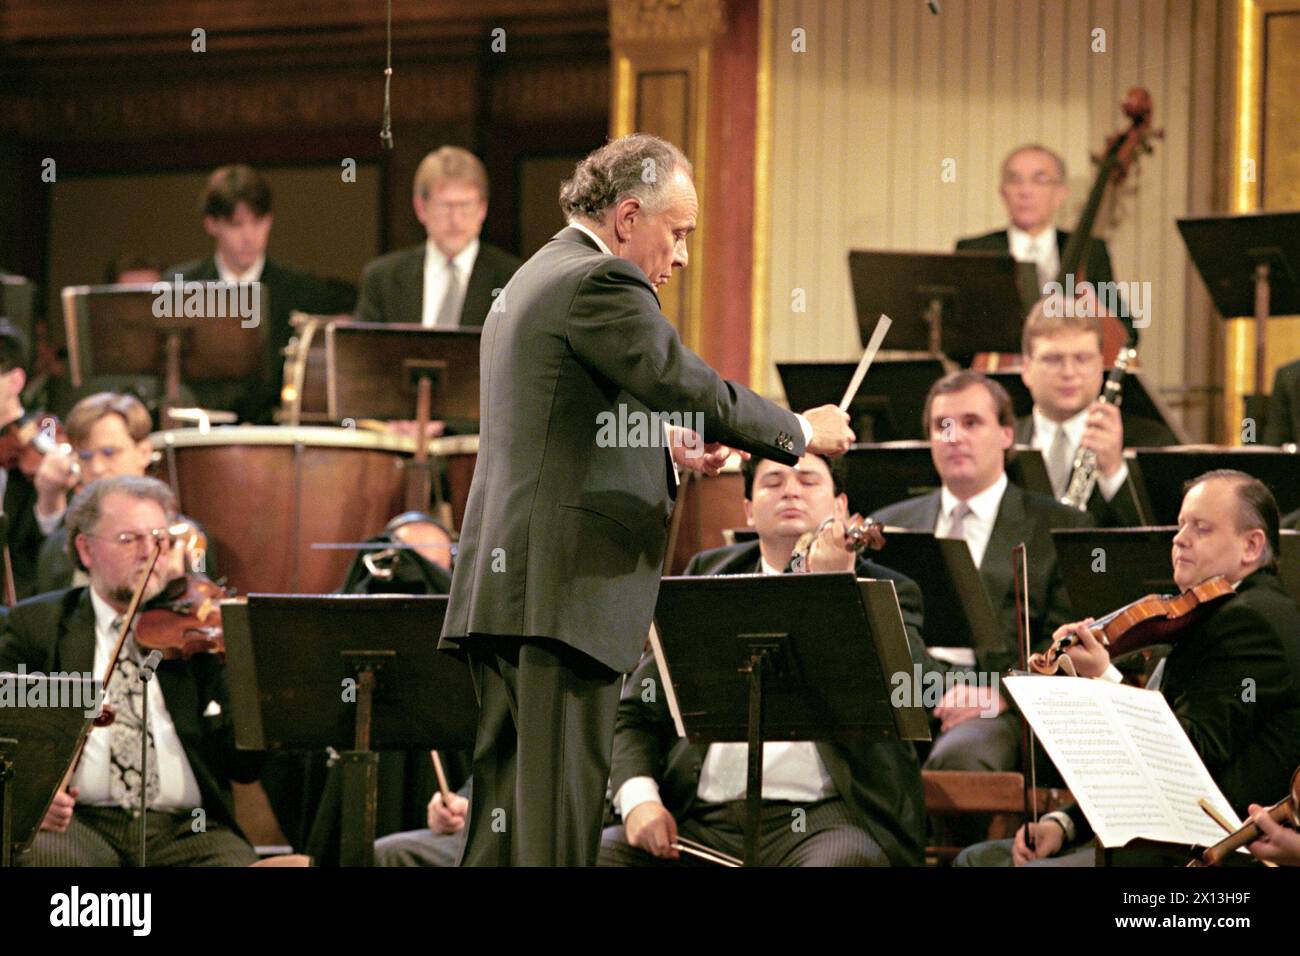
[{"left": 460, "top": 636, "right": 622, "bottom": 866}]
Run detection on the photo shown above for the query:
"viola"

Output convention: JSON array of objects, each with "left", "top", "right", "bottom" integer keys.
[
  {"left": 789, "top": 514, "right": 885, "bottom": 573},
  {"left": 1188, "top": 765, "right": 1300, "bottom": 867},
  {"left": 1029, "top": 576, "right": 1236, "bottom": 676}
]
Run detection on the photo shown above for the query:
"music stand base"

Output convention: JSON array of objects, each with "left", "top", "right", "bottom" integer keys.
[{"left": 336, "top": 751, "right": 379, "bottom": 867}]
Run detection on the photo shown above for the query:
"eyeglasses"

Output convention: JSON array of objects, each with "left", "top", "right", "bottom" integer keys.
[
  {"left": 86, "top": 528, "right": 175, "bottom": 550},
  {"left": 1003, "top": 173, "right": 1063, "bottom": 188},
  {"left": 429, "top": 200, "right": 481, "bottom": 219}
]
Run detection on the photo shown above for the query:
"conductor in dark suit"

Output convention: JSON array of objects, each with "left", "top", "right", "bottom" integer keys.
[
  {"left": 0, "top": 475, "right": 261, "bottom": 866},
  {"left": 961, "top": 470, "right": 1300, "bottom": 866},
  {"left": 600, "top": 452, "right": 927, "bottom": 867},
  {"left": 872, "top": 371, "right": 1089, "bottom": 785},
  {"left": 165, "top": 164, "right": 356, "bottom": 423},
  {"left": 1015, "top": 296, "right": 1177, "bottom": 527},
  {"left": 438, "top": 134, "right": 855, "bottom": 866},
  {"left": 1264, "top": 357, "right": 1300, "bottom": 446},
  {"left": 956, "top": 143, "right": 1136, "bottom": 343},
  {"left": 357, "top": 146, "right": 522, "bottom": 329}
]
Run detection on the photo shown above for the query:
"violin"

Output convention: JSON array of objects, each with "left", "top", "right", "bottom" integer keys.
[
  {"left": 136, "top": 573, "right": 230, "bottom": 660},
  {"left": 0, "top": 411, "right": 77, "bottom": 479},
  {"left": 1029, "top": 576, "right": 1236, "bottom": 676},
  {"left": 789, "top": 514, "right": 885, "bottom": 573}
]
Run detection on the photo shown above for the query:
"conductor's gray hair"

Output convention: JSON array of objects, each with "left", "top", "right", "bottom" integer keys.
[{"left": 559, "top": 134, "right": 693, "bottom": 223}]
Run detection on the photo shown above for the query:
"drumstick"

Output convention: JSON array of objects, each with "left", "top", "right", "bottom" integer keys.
[
  {"left": 430, "top": 750, "right": 453, "bottom": 805},
  {"left": 673, "top": 837, "right": 743, "bottom": 867},
  {"left": 839, "top": 314, "right": 893, "bottom": 412}
]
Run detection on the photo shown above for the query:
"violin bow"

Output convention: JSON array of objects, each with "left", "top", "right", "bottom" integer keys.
[{"left": 1012, "top": 543, "right": 1040, "bottom": 847}]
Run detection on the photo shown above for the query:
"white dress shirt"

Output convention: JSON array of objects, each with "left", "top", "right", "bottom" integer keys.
[
  {"left": 74, "top": 586, "right": 203, "bottom": 811},
  {"left": 215, "top": 254, "right": 265, "bottom": 284},
  {"left": 613, "top": 556, "right": 836, "bottom": 819},
  {"left": 936, "top": 472, "right": 1008, "bottom": 570},
  {"left": 1008, "top": 225, "right": 1059, "bottom": 292},
  {"left": 1030, "top": 407, "right": 1128, "bottom": 501},
  {"left": 422, "top": 238, "right": 479, "bottom": 327}
]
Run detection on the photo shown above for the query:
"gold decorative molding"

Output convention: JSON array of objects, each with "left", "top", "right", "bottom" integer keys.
[
  {"left": 609, "top": 0, "right": 725, "bottom": 45},
  {"left": 748, "top": 0, "right": 773, "bottom": 395}
]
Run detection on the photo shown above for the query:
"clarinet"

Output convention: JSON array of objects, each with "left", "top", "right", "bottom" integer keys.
[{"left": 1060, "top": 346, "right": 1138, "bottom": 510}]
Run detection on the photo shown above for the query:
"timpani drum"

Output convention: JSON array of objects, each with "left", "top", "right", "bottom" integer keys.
[{"left": 153, "top": 426, "right": 479, "bottom": 594}]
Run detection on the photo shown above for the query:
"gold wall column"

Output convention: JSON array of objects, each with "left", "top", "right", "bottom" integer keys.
[
  {"left": 1225, "top": 0, "right": 1300, "bottom": 442},
  {"left": 609, "top": 0, "right": 725, "bottom": 353}
]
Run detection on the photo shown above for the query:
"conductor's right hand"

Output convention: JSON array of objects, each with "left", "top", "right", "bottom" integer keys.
[
  {"left": 802, "top": 405, "right": 854, "bottom": 457},
  {"left": 625, "top": 801, "right": 679, "bottom": 860}
]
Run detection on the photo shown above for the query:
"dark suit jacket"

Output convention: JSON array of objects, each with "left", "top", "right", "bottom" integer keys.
[
  {"left": 1066, "top": 568, "right": 1300, "bottom": 844},
  {"left": 163, "top": 255, "right": 356, "bottom": 423},
  {"left": 356, "top": 241, "right": 522, "bottom": 328},
  {"left": 1264, "top": 357, "right": 1300, "bottom": 446},
  {"left": 440, "top": 227, "right": 806, "bottom": 674},
  {"left": 871, "top": 480, "right": 1092, "bottom": 670},
  {"left": 4, "top": 467, "right": 47, "bottom": 600},
  {"left": 0, "top": 587, "right": 262, "bottom": 834},
  {"left": 607, "top": 541, "right": 927, "bottom": 866},
  {"left": 955, "top": 228, "right": 1137, "bottom": 342},
  {"left": 1012, "top": 413, "right": 1177, "bottom": 527}
]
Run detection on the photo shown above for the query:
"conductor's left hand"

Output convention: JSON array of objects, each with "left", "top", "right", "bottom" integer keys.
[{"left": 667, "top": 425, "right": 741, "bottom": 478}]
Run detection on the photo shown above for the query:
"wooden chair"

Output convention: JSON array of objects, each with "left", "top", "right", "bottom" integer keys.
[{"left": 922, "top": 770, "right": 1072, "bottom": 865}]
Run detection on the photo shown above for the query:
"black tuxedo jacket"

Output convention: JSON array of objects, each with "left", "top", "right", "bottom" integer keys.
[
  {"left": 607, "top": 541, "right": 927, "bottom": 866},
  {"left": 1012, "top": 413, "right": 1177, "bottom": 527},
  {"left": 356, "top": 241, "right": 522, "bottom": 328},
  {"left": 163, "top": 255, "right": 357, "bottom": 423},
  {"left": 3, "top": 468, "right": 46, "bottom": 600},
  {"left": 440, "top": 228, "right": 805, "bottom": 674},
  {"left": 955, "top": 228, "right": 1137, "bottom": 342},
  {"left": 0, "top": 587, "right": 262, "bottom": 833},
  {"left": 1264, "top": 357, "right": 1300, "bottom": 446},
  {"left": 1066, "top": 568, "right": 1300, "bottom": 842},
  {"left": 871, "top": 481, "right": 1091, "bottom": 669}
]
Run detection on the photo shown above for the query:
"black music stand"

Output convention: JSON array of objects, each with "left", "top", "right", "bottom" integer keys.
[
  {"left": 651, "top": 574, "right": 929, "bottom": 866},
  {"left": 777, "top": 358, "right": 947, "bottom": 442},
  {"left": 1280, "top": 531, "right": 1300, "bottom": 605},
  {"left": 847, "top": 250, "right": 1036, "bottom": 363},
  {"left": 0, "top": 674, "right": 96, "bottom": 866},
  {"left": 221, "top": 594, "right": 477, "bottom": 866},
  {"left": 326, "top": 322, "right": 481, "bottom": 516},
  {"left": 1177, "top": 211, "right": 1300, "bottom": 426},
  {"left": 61, "top": 282, "right": 266, "bottom": 426},
  {"left": 869, "top": 530, "right": 1007, "bottom": 668},
  {"left": 1129, "top": 446, "right": 1300, "bottom": 524},
  {"left": 844, "top": 442, "right": 1052, "bottom": 517},
  {"left": 1051, "top": 527, "right": 1179, "bottom": 619}
]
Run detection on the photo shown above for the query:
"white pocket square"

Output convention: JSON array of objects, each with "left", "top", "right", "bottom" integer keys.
[{"left": 203, "top": 700, "right": 222, "bottom": 717}]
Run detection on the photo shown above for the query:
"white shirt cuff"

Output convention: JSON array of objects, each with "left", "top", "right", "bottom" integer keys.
[
  {"left": 35, "top": 506, "right": 65, "bottom": 537},
  {"left": 612, "top": 776, "right": 662, "bottom": 819},
  {"left": 1099, "top": 664, "right": 1124, "bottom": 684},
  {"left": 1041, "top": 810, "right": 1076, "bottom": 844},
  {"left": 1096, "top": 462, "right": 1129, "bottom": 502},
  {"left": 795, "top": 414, "right": 813, "bottom": 447}
]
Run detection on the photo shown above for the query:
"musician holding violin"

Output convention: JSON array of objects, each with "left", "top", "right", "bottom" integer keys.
[
  {"left": 957, "top": 470, "right": 1300, "bottom": 866},
  {"left": 0, "top": 475, "right": 259, "bottom": 866},
  {"left": 0, "top": 322, "right": 70, "bottom": 601}
]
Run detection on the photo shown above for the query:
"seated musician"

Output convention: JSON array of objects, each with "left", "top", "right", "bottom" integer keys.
[
  {"left": 956, "top": 143, "right": 1137, "bottom": 343},
  {"left": 870, "top": 372, "right": 1089, "bottom": 823},
  {"left": 958, "top": 470, "right": 1300, "bottom": 866},
  {"left": 357, "top": 146, "right": 521, "bottom": 329},
  {"left": 164, "top": 164, "right": 356, "bottom": 423},
  {"left": 0, "top": 475, "right": 261, "bottom": 866},
  {"left": 32, "top": 391, "right": 213, "bottom": 594},
  {"left": 1017, "top": 296, "right": 1177, "bottom": 526},
  {"left": 598, "top": 452, "right": 927, "bottom": 867},
  {"left": 0, "top": 322, "right": 67, "bottom": 599}
]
